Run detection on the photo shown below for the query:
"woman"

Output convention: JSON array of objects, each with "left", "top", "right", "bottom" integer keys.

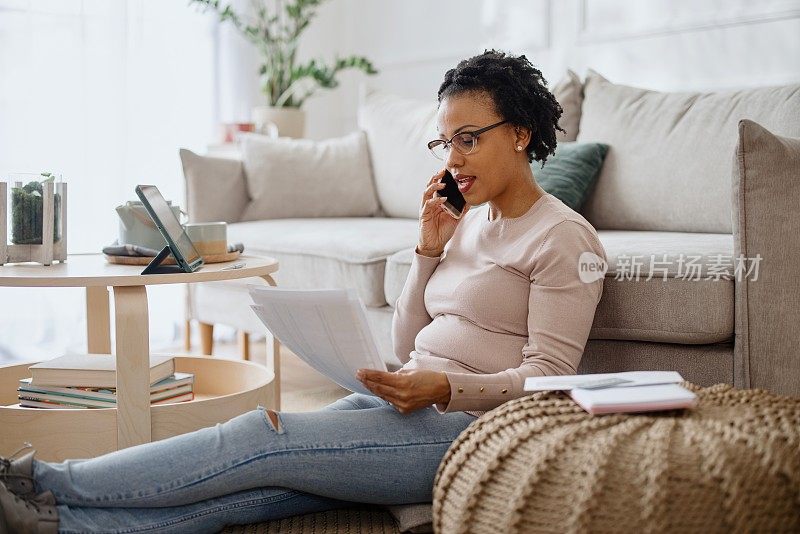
[{"left": 0, "top": 50, "right": 605, "bottom": 533}]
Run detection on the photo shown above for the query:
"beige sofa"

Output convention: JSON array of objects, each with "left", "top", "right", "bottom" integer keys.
[{"left": 182, "top": 71, "right": 800, "bottom": 405}]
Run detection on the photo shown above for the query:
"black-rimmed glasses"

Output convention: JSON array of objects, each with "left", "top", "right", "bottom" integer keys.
[{"left": 427, "top": 120, "right": 508, "bottom": 160}]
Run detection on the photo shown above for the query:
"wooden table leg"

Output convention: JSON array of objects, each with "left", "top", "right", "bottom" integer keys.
[
  {"left": 113, "top": 285, "right": 152, "bottom": 449},
  {"left": 260, "top": 275, "right": 281, "bottom": 411},
  {"left": 199, "top": 322, "right": 214, "bottom": 356},
  {"left": 184, "top": 320, "right": 192, "bottom": 352},
  {"left": 86, "top": 286, "right": 111, "bottom": 354},
  {"left": 239, "top": 331, "right": 251, "bottom": 361}
]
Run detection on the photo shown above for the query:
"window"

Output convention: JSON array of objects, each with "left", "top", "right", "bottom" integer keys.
[{"left": 0, "top": 0, "right": 221, "bottom": 361}]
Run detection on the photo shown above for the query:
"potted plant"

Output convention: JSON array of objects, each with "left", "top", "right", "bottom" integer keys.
[{"left": 191, "top": 0, "right": 378, "bottom": 138}]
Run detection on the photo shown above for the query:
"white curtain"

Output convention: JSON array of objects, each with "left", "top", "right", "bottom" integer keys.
[{"left": 0, "top": 0, "right": 230, "bottom": 363}]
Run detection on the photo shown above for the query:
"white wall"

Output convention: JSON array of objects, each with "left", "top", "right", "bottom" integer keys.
[{"left": 268, "top": 0, "right": 800, "bottom": 140}]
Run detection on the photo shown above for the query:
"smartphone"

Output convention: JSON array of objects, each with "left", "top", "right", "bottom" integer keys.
[{"left": 436, "top": 170, "right": 467, "bottom": 219}]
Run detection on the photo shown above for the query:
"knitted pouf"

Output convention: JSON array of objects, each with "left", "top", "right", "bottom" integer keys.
[{"left": 433, "top": 383, "right": 800, "bottom": 533}]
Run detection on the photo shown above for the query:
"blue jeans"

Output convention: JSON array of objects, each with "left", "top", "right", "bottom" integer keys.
[{"left": 32, "top": 394, "right": 476, "bottom": 533}]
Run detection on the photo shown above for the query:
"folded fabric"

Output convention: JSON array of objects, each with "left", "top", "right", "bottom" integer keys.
[{"left": 103, "top": 240, "right": 244, "bottom": 257}]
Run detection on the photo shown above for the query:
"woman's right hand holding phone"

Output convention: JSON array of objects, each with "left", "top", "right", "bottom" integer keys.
[{"left": 417, "top": 170, "right": 469, "bottom": 258}]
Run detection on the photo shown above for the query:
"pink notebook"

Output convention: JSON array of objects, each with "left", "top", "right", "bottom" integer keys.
[{"left": 569, "top": 384, "right": 697, "bottom": 415}]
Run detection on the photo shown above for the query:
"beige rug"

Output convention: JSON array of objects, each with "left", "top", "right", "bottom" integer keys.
[{"left": 222, "top": 507, "right": 399, "bottom": 534}]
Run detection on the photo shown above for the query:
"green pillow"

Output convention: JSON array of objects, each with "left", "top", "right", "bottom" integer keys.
[{"left": 535, "top": 142, "right": 609, "bottom": 212}]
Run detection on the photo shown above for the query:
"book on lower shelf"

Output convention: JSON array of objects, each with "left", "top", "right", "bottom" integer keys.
[
  {"left": 28, "top": 353, "right": 176, "bottom": 388},
  {"left": 17, "top": 372, "right": 195, "bottom": 409}
]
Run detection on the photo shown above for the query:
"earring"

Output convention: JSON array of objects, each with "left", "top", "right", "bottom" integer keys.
[{"left": 516, "top": 146, "right": 523, "bottom": 151}]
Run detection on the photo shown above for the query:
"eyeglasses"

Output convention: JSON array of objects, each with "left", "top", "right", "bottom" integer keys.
[{"left": 427, "top": 120, "right": 508, "bottom": 160}]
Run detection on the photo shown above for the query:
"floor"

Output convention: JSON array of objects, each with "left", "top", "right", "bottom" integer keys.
[{"left": 177, "top": 335, "right": 350, "bottom": 412}]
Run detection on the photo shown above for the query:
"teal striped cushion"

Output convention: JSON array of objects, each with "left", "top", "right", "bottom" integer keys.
[{"left": 535, "top": 142, "right": 609, "bottom": 212}]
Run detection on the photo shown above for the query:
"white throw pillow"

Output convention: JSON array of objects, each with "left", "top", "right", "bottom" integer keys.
[
  {"left": 179, "top": 149, "right": 249, "bottom": 223},
  {"left": 358, "top": 89, "right": 441, "bottom": 219},
  {"left": 552, "top": 69, "right": 583, "bottom": 142},
  {"left": 240, "top": 131, "right": 380, "bottom": 221}
]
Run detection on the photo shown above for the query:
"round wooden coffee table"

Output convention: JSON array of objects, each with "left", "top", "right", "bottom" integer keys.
[{"left": 0, "top": 253, "right": 280, "bottom": 461}]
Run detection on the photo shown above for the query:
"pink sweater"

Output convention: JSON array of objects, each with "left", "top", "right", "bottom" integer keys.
[{"left": 392, "top": 193, "right": 606, "bottom": 416}]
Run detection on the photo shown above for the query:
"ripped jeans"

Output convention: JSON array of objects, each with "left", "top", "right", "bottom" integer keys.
[{"left": 32, "top": 394, "right": 476, "bottom": 533}]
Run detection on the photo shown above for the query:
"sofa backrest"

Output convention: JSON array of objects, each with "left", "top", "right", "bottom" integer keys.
[{"left": 577, "top": 71, "right": 800, "bottom": 233}]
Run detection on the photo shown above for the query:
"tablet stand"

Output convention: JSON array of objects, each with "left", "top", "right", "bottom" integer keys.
[{"left": 141, "top": 245, "right": 189, "bottom": 275}]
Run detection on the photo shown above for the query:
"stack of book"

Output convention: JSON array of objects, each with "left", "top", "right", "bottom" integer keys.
[
  {"left": 524, "top": 371, "right": 697, "bottom": 415},
  {"left": 18, "top": 353, "right": 194, "bottom": 409}
]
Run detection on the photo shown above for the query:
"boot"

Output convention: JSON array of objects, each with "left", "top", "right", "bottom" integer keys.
[
  {"left": 0, "top": 482, "right": 58, "bottom": 534},
  {"left": 0, "top": 443, "right": 36, "bottom": 499}
]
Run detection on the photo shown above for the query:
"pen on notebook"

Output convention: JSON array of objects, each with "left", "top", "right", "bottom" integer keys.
[{"left": 221, "top": 262, "right": 246, "bottom": 271}]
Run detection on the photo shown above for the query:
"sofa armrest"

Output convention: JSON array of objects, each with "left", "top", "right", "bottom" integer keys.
[
  {"left": 732, "top": 119, "right": 800, "bottom": 396},
  {"left": 179, "top": 148, "right": 250, "bottom": 223}
]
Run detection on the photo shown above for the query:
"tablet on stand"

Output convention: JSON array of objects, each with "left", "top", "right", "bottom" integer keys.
[{"left": 134, "top": 185, "right": 204, "bottom": 275}]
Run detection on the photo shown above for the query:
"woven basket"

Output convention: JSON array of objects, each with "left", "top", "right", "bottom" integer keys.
[{"left": 433, "top": 383, "right": 800, "bottom": 533}]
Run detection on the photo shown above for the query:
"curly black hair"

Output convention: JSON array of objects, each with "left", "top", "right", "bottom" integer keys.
[{"left": 437, "top": 49, "right": 564, "bottom": 166}]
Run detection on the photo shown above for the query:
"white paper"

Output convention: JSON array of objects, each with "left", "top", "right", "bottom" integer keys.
[
  {"left": 523, "top": 371, "right": 684, "bottom": 391},
  {"left": 248, "top": 286, "right": 387, "bottom": 396}
]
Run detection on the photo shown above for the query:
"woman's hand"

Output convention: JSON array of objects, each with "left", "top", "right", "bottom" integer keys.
[
  {"left": 356, "top": 368, "right": 452, "bottom": 414},
  {"left": 417, "top": 170, "right": 470, "bottom": 257}
]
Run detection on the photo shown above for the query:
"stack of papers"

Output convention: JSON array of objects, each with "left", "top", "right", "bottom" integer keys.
[
  {"left": 524, "top": 371, "right": 697, "bottom": 415},
  {"left": 248, "top": 286, "right": 387, "bottom": 396}
]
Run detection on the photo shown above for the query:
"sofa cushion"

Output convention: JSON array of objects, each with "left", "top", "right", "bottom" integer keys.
[
  {"left": 578, "top": 71, "right": 800, "bottom": 233},
  {"left": 598, "top": 230, "right": 735, "bottom": 279},
  {"left": 552, "top": 69, "right": 583, "bottom": 142},
  {"left": 579, "top": 340, "right": 733, "bottom": 387},
  {"left": 385, "top": 247, "right": 416, "bottom": 307},
  {"left": 384, "top": 230, "right": 734, "bottom": 344},
  {"left": 536, "top": 142, "right": 609, "bottom": 211},
  {"left": 229, "top": 217, "right": 419, "bottom": 307},
  {"left": 358, "top": 89, "right": 440, "bottom": 219},
  {"left": 573, "top": 230, "right": 736, "bottom": 344},
  {"left": 593, "top": 277, "right": 733, "bottom": 344},
  {"left": 239, "top": 131, "right": 380, "bottom": 221},
  {"left": 180, "top": 149, "right": 250, "bottom": 224}
]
